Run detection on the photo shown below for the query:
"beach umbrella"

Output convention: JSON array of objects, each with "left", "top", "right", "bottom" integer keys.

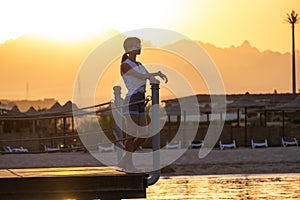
[
  {"left": 200, "top": 104, "right": 211, "bottom": 123},
  {"left": 228, "top": 92, "right": 265, "bottom": 108},
  {"left": 46, "top": 102, "right": 63, "bottom": 115},
  {"left": 25, "top": 106, "right": 38, "bottom": 115},
  {"left": 200, "top": 103, "right": 227, "bottom": 122},
  {"left": 164, "top": 104, "right": 200, "bottom": 122},
  {"left": 228, "top": 92, "right": 266, "bottom": 146},
  {"left": 228, "top": 92, "right": 262, "bottom": 126},
  {"left": 271, "top": 95, "right": 300, "bottom": 138},
  {"left": 7, "top": 105, "right": 22, "bottom": 115},
  {"left": 274, "top": 95, "right": 300, "bottom": 110},
  {"left": 44, "top": 102, "right": 62, "bottom": 146},
  {"left": 61, "top": 101, "right": 79, "bottom": 132},
  {"left": 3, "top": 105, "right": 23, "bottom": 132},
  {"left": 25, "top": 106, "right": 38, "bottom": 133},
  {"left": 61, "top": 101, "right": 79, "bottom": 114},
  {"left": 164, "top": 105, "right": 181, "bottom": 117},
  {"left": 46, "top": 102, "right": 62, "bottom": 133}
]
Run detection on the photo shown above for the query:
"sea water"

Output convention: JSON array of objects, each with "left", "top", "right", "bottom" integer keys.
[{"left": 135, "top": 174, "right": 300, "bottom": 200}]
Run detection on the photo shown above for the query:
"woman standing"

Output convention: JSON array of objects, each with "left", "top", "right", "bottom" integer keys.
[{"left": 118, "top": 37, "right": 167, "bottom": 173}]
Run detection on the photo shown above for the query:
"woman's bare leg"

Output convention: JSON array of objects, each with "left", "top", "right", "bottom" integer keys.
[
  {"left": 118, "top": 114, "right": 139, "bottom": 171},
  {"left": 133, "top": 114, "right": 147, "bottom": 151}
]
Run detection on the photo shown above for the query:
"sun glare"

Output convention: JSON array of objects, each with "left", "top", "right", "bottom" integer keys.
[{"left": 0, "top": 0, "right": 181, "bottom": 43}]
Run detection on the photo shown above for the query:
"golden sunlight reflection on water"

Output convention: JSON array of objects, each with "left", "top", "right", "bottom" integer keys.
[{"left": 135, "top": 174, "right": 300, "bottom": 200}]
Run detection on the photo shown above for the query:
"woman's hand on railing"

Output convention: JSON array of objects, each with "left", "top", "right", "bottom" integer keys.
[
  {"left": 149, "top": 76, "right": 160, "bottom": 84},
  {"left": 147, "top": 71, "right": 168, "bottom": 84},
  {"left": 156, "top": 71, "right": 168, "bottom": 83}
]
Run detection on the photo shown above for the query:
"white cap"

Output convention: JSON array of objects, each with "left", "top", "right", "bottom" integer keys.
[{"left": 123, "top": 37, "right": 141, "bottom": 53}]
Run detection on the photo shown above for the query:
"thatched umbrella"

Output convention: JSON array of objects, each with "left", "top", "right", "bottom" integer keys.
[
  {"left": 61, "top": 101, "right": 78, "bottom": 113},
  {"left": 25, "top": 106, "right": 38, "bottom": 115},
  {"left": 199, "top": 102, "right": 227, "bottom": 121},
  {"left": 25, "top": 106, "right": 38, "bottom": 133},
  {"left": 61, "top": 101, "right": 78, "bottom": 132},
  {"left": 5, "top": 105, "right": 23, "bottom": 132},
  {"left": 275, "top": 95, "right": 300, "bottom": 110},
  {"left": 272, "top": 95, "right": 300, "bottom": 138},
  {"left": 200, "top": 104, "right": 211, "bottom": 123},
  {"left": 46, "top": 102, "right": 63, "bottom": 131},
  {"left": 164, "top": 105, "right": 181, "bottom": 122},
  {"left": 228, "top": 93, "right": 266, "bottom": 146},
  {"left": 7, "top": 105, "right": 22, "bottom": 115},
  {"left": 228, "top": 93, "right": 259, "bottom": 125},
  {"left": 46, "top": 102, "right": 63, "bottom": 114},
  {"left": 45, "top": 102, "right": 62, "bottom": 146}
]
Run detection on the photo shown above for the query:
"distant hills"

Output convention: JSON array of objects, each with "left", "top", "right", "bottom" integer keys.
[
  {"left": 197, "top": 40, "right": 299, "bottom": 94},
  {"left": 0, "top": 32, "right": 299, "bottom": 105}
]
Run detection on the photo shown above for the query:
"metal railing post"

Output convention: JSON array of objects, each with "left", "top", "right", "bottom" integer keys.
[
  {"left": 113, "top": 86, "right": 123, "bottom": 161},
  {"left": 147, "top": 81, "right": 161, "bottom": 186}
]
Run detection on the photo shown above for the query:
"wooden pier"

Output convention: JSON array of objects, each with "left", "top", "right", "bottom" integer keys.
[{"left": 0, "top": 167, "right": 148, "bottom": 200}]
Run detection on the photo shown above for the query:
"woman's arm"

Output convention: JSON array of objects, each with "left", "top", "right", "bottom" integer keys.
[
  {"left": 121, "top": 63, "right": 150, "bottom": 79},
  {"left": 121, "top": 63, "right": 168, "bottom": 83}
]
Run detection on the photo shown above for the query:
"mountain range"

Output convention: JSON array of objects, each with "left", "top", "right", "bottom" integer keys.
[
  {"left": 198, "top": 40, "right": 299, "bottom": 94},
  {"left": 0, "top": 32, "right": 299, "bottom": 104}
]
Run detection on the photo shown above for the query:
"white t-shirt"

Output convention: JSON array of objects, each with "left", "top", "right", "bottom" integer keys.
[{"left": 121, "top": 58, "right": 147, "bottom": 96}]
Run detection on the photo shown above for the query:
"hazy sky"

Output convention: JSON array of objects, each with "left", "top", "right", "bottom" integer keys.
[
  {"left": 0, "top": 0, "right": 300, "bottom": 103},
  {"left": 0, "top": 0, "right": 299, "bottom": 53}
]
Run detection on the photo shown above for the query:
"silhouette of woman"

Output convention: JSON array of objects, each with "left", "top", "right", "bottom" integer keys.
[{"left": 118, "top": 37, "right": 167, "bottom": 172}]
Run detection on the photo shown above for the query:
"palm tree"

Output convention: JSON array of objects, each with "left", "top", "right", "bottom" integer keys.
[{"left": 287, "top": 10, "right": 299, "bottom": 94}]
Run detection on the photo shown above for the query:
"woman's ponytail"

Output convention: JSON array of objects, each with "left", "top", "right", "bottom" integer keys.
[{"left": 121, "top": 53, "right": 128, "bottom": 64}]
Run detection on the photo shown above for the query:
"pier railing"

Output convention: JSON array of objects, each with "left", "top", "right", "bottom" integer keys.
[{"left": 112, "top": 81, "right": 161, "bottom": 186}]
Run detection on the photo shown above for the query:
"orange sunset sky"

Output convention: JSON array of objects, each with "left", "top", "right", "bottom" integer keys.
[{"left": 0, "top": 0, "right": 300, "bottom": 104}]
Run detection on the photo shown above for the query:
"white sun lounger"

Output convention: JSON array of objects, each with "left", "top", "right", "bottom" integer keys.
[
  {"left": 188, "top": 140, "right": 204, "bottom": 149},
  {"left": 3, "top": 146, "right": 29, "bottom": 152},
  {"left": 166, "top": 141, "right": 182, "bottom": 149},
  {"left": 98, "top": 143, "right": 115, "bottom": 152},
  {"left": 281, "top": 137, "right": 298, "bottom": 147},
  {"left": 44, "top": 145, "right": 60, "bottom": 152},
  {"left": 251, "top": 139, "right": 268, "bottom": 149},
  {"left": 219, "top": 140, "right": 236, "bottom": 150}
]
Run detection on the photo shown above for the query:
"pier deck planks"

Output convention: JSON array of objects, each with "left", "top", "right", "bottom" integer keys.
[{"left": 0, "top": 166, "right": 148, "bottom": 200}]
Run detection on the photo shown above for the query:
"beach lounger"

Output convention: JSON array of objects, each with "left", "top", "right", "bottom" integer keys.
[
  {"left": 281, "top": 137, "right": 298, "bottom": 147},
  {"left": 44, "top": 145, "right": 60, "bottom": 152},
  {"left": 166, "top": 141, "right": 182, "bottom": 149},
  {"left": 70, "top": 144, "right": 85, "bottom": 152},
  {"left": 98, "top": 143, "right": 115, "bottom": 152},
  {"left": 251, "top": 139, "right": 268, "bottom": 149},
  {"left": 188, "top": 140, "right": 204, "bottom": 149},
  {"left": 219, "top": 140, "right": 236, "bottom": 150},
  {"left": 3, "top": 146, "right": 28, "bottom": 152}
]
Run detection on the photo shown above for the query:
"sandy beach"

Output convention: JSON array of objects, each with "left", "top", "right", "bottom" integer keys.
[{"left": 1, "top": 147, "right": 299, "bottom": 176}]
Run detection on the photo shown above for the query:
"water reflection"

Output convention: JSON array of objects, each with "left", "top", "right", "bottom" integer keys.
[{"left": 138, "top": 174, "right": 300, "bottom": 200}]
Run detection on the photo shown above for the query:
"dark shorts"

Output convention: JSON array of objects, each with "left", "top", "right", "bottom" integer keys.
[{"left": 123, "top": 92, "right": 146, "bottom": 115}]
